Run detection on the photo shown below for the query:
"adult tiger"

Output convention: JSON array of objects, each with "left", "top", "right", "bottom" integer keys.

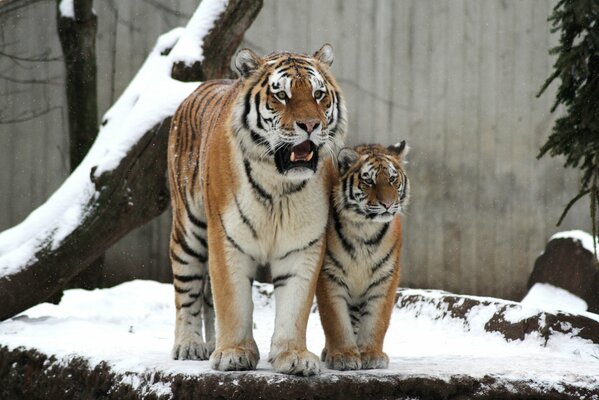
[
  {"left": 316, "top": 142, "right": 409, "bottom": 370},
  {"left": 167, "top": 44, "right": 346, "bottom": 376}
]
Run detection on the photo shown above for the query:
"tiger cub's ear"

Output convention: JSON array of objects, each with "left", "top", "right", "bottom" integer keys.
[
  {"left": 314, "top": 43, "right": 334, "bottom": 67},
  {"left": 337, "top": 148, "right": 359, "bottom": 176},
  {"left": 388, "top": 140, "right": 409, "bottom": 163},
  {"left": 234, "top": 48, "right": 261, "bottom": 78}
]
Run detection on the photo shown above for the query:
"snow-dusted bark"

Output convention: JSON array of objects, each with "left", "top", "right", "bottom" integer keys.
[{"left": 0, "top": 0, "right": 263, "bottom": 321}]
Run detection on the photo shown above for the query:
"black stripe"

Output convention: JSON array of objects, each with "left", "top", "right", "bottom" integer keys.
[
  {"left": 365, "top": 294, "right": 385, "bottom": 303},
  {"left": 191, "top": 310, "right": 201, "bottom": 317},
  {"left": 170, "top": 250, "right": 189, "bottom": 265},
  {"left": 174, "top": 285, "right": 191, "bottom": 294},
  {"left": 203, "top": 293, "right": 214, "bottom": 308},
  {"left": 254, "top": 92, "right": 263, "bottom": 130},
  {"left": 250, "top": 129, "right": 271, "bottom": 149},
  {"left": 242, "top": 90, "right": 252, "bottom": 129},
  {"left": 174, "top": 274, "right": 204, "bottom": 283},
  {"left": 348, "top": 174, "right": 355, "bottom": 201},
  {"left": 183, "top": 197, "right": 207, "bottom": 230},
  {"left": 371, "top": 248, "right": 393, "bottom": 275},
  {"left": 198, "top": 90, "right": 222, "bottom": 131},
  {"left": 272, "top": 273, "right": 295, "bottom": 289},
  {"left": 180, "top": 299, "right": 198, "bottom": 308},
  {"left": 243, "top": 159, "right": 273, "bottom": 205},
  {"left": 361, "top": 271, "right": 394, "bottom": 297},
  {"left": 277, "top": 236, "right": 321, "bottom": 260},
  {"left": 332, "top": 207, "right": 355, "bottom": 257},
  {"left": 325, "top": 250, "right": 346, "bottom": 275},
  {"left": 323, "top": 269, "right": 349, "bottom": 292},
  {"left": 235, "top": 196, "right": 258, "bottom": 238},
  {"left": 176, "top": 236, "right": 207, "bottom": 263},
  {"left": 282, "top": 181, "right": 307, "bottom": 196},
  {"left": 219, "top": 217, "right": 255, "bottom": 261},
  {"left": 363, "top": 223, "right": 389, "bottom": 246},
  {"left": 192, "top": 231, "right": 208, "bottom": 248},
  {"left": 188, "top": 291, "right": 201, "bottom": 299}
]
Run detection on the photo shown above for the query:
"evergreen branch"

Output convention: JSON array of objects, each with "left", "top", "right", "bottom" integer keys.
[{"left": 556, "top": 189, "right": 590, "bottom": 227}]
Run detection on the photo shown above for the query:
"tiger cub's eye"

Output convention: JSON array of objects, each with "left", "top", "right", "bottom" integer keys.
[{"left": 314, "top": 90, "right": 325, "bottom": 100}]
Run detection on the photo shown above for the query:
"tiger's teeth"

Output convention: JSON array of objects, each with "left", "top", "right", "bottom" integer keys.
[
  {"left": 290, "top": 152, "right": 296, "bottom": 162},
  {"left": 306, "top": 151, "right": 314, "bottom": 161}
]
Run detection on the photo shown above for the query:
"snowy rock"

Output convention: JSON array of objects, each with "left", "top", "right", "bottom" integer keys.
[
  {"left": 528, "top": 231, "right": 599, "bottom": 313},
  {"left": 1, "top": 281, "right": 598, "bottom": 399}
]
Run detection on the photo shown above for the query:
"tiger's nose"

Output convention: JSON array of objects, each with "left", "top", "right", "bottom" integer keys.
[
  {"left": 296, "top": 120, "right": 320, "bottom": 135},
  {"left": 380, "top": 200, "right": 394, "bottom": 209}
]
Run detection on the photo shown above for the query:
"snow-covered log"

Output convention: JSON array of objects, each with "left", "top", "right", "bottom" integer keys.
[{"left": 0, "top": 0, "right": 263, "bottom": 321}]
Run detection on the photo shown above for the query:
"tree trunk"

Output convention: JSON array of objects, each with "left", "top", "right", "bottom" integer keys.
[
  {"left": 0, "top": 0, "right": 263, "bottom": 321},
  {"left": 56, "top": 0, "right": 104, "bottom": 290}
]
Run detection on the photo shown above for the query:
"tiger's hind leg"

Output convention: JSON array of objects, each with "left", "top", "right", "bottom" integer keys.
[{"left": 170, "top": 204, "right": 214, "bottom": 360}]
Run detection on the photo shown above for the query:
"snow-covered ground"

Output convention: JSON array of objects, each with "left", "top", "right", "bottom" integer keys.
[{"left": 1, "top": 280, "right": 598, "bottom": 397}]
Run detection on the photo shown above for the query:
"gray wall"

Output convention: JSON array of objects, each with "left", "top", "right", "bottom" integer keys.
[{"left": 0, "top": 0, "right": 589, "bottom": 299}]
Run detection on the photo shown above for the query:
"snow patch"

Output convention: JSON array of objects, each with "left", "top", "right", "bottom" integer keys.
[
  {"left": 550, "top": 230, "right": 599, "bottom": 258},
  {"left": 168, "top": 0, "right": 228, "bottom": 66},
  {"left": 522, "top": 283, "right": 588, "bottom": 314},
  {"left": 58, "top": 0, "right": 74, "bottom": 18},
  {"left": 1, "top": 281, "right": 598, "bottom": 391}
]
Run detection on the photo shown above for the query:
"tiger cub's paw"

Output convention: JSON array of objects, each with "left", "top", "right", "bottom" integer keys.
[
  {"left": 360, "top": 349, "right": 389, "bottom": 369},
  {"left": 269, "top": 349, "right": 321, "bottom": 376},
  {"left": 323, "top": 347, "right": 362, "bottom": 371},
  {"left": 172, "top": 336, "right": 212, "bottom": 360},
  {"left": 209, "top": 344, "right": 259, "bottom": 371}
]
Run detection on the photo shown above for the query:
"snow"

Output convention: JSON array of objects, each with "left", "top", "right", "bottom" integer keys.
[
  {"left": 0, "top": 1, "right": 228, "bottom": 277},
  {"left": 1, "top": 281, "right": 598, "bottom": 397},
  {"left": 167, "top": 0, "right": 228, "bottom": 66},
  {"left": 58, "top": 0, "right": 74, "bottom": 18},
  {"left": 522, "top": 283, "right": 588, "bottom": 314},
  {"left": 551, "top": 230, "right": 599, "bottom": 258}
]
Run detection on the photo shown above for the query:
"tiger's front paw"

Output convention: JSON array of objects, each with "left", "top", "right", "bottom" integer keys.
[
  {"left": 323, "top": 347, "right": 362, "bottom": 371},
  {"left": 269, "top": 349, "right": 321, "bottom": 376},
  {"left": 360, "top": 349, "right": 389, "bottom": 369},
  {"left": 172, "top": 336, "right": 212, "bottom": 360},
  {"left": 209, "top": 345, "right": 259, "bottom": 371}
]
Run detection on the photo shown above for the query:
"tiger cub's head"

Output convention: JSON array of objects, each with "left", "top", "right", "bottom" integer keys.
[
  {"left": 233, "top": 44, "right": 347, "bottom": 181},
  {"left": 335, "top": 142, "right": 410, "bottom": 223}
]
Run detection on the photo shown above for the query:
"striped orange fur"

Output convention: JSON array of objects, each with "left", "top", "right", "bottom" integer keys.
[
  {"left": 317, "top": 142, "right": 410, "bottom": 370},
  {"left": 167, "top": 45, "right": 347, "bottom": 375}
]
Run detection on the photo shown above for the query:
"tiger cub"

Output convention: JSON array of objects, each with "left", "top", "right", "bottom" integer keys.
[{"left": 316, "top": 142, "right": 409, "bottom": 370}]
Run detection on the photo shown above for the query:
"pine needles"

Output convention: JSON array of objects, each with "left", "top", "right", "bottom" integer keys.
[{"left": 537, "top": 0, "right": 599, "bottom": 257}]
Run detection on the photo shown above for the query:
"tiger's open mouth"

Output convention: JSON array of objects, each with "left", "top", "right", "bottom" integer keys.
[{"left": 274, "top": 140, "right": 319, "bottom": 174}]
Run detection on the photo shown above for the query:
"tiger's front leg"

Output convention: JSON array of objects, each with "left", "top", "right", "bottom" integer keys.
[
  {"left": 207, "top": 220, "right": 259, "bottom": 371},
  {"left": 268, "top": 239, "right": 324, "bottom": 376},
  {"left": 355, "top": 268, "right": 400, "bottom": 369},
  {"left": 315, "top": 267, "right": 362, "bottom": 371}
]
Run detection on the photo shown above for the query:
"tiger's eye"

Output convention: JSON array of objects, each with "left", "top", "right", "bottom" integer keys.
[
  {"left": 275, "top": 91, "right": 287, "bottom": 101},
  {"left": 314, "top": 90, "right": 325, "bottom": 100}
]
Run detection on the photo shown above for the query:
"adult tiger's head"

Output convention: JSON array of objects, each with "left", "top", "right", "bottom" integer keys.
[
  {"left": 335, "top": 142, "right": 410, "bottom": 223},
  {"left": 233, "top": 44, "right": 347, "bottom": 181}
]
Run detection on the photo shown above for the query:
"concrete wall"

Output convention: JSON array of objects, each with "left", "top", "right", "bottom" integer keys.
[{"left": 0, "top": 0, "right": 588, "bottom": 299}]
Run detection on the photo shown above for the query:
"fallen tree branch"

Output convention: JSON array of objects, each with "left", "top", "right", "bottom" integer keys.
[{"left": 0, "top": 0, "right": 263, "bottom": 321}]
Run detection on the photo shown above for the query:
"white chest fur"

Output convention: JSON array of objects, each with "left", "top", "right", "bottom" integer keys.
[{"left": 221, "top": 156, "right": 329, "bottom": 265}]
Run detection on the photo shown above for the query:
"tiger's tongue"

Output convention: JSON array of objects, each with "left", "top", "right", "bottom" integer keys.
[{"left": 291, "top": 140, "right": 311, "bottom": 161}]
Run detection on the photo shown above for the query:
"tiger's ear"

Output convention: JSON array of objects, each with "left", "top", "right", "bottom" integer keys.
[
  {"left": 337, "top": 148, "right": 359, "bottom": 175},
  {"left": 234, "top": 48, "right": 261, "bottom": 78},
  {"left": 314, "top": 43, "right": 334, "bottom": 67},
  {"left": 388, "top": 140, "right": 409, "bottom": 163}
]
